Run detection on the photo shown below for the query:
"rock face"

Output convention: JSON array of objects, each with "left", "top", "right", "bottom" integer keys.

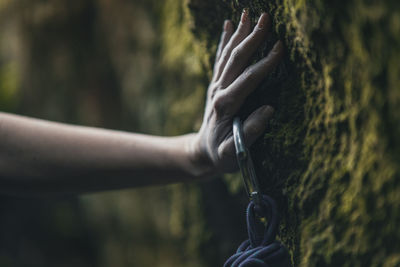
[
  {"left": 0, "top": 0, "right": 399, "bottom": 266},
  {"left": 187, "top": 0, "right": 400, "bottom": 266}
]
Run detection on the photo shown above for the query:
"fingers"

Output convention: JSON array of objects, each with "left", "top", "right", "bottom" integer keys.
[
  {"left": 217, "top": 105, "right": 274, "bottom": 160},
  {"left": 214, "top": 9, "right": 252, "bottom": 81},
  {"left": 218, "top": 13, "right": 271, "bottom": 87},
  {"left": 242, "top": 105, "right": 274, "bottom": 145},
  {"left": 225, "top": 40, "right": 284, "bottom": 115},
  {"left": 215, "top": 20, "right": 234, "bottom": 65}
]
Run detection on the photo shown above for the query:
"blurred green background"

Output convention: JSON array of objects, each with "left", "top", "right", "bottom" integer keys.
[
  {"left": 3, "top": 0, "right": 399, "bottom": 266},
  {"left": 0, "top": 0, "right": 248, "bottom": 266}
]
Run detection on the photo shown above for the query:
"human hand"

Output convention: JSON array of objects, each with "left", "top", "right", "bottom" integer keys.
[{"left": 190, "top": 10, "right": 284, "bottom": 176}]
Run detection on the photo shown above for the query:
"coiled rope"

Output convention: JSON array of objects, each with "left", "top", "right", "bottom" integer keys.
[
  {"left": 223, "top": 195, "right": 290, "bottom": 267},
  {"left": 226, "top": 118, "right": 291, "bottom": 266}
]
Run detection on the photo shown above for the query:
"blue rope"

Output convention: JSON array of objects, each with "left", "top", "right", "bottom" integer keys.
[{"left": 224, "top": 195, "right": 291, "bottom": 267}]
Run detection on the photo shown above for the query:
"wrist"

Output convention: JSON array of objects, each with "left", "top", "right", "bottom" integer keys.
[{"left": 184, "top": 133, "right": 217, "bottom": 179}]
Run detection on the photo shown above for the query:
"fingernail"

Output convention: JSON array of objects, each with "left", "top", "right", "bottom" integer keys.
[
  {"left": 241, "top": 8, "right": 249, "bottom": 23},
  {"left": 257, "top": 13, "right": 269, "bottom": 29},
  {"left": 223, "top": 20, "right": 230, "bottom": 31},
  {"left": 272, "top": 40, "right": 284, "bottom": 52}
]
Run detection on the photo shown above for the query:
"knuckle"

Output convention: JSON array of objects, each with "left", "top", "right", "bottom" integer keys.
[
  {"left": 209, "top": 82, "right": 224, "bottom": 99},
  {"left": 213, "top": 94, "right": 226, "bottom": 115},
  {"left": 252, "top": 26, "right": 264, "bottom": 35},
  {"left": 212, "top": 80, "right": 224, "bottom": 90},
  {"left": 243, "top": 67, "right": 255, "bottom": 81},
  {"left": 218, "top": 142, "right": 232, "bottom": 159},
  {"left": 220, "top": 48, "right": 230, "bottom": 62},
  {"left": 208, "top": 82, "right": 223, "bottom": 99},
  {"left": 213, "top": 92, "right": 232, "bottom": 116},
  {"left": 230, "top": 47, "right": 242, "bottom": 61}
]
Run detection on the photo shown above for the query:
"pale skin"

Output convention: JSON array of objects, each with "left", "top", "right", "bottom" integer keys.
[{"left": 0, "top": 11, "right": 284, "bottom": 196}]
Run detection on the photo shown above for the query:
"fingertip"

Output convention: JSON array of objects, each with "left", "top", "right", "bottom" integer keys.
[
  {"left": 256, "top": 13, "right": 270, "bottom": 29},
  {"left": 255, "top": 105, "right": 274, "bottom": 118},
  {"left": 263, "top": 40, "right": 284, "bottom": 67},
  {"left": 239, "top": 8, "right": 252, "bottom": 34},
  {"left": 243, "top": 107, "right": 272, "bottom": 146},
  {"left": 262, "top": 105, "right": 274, "bottom": 117},
  {"left": 240, "top": 8, "right": 249, "bottom": 24},
  {"left": 272, "top": 40, "right": 284, "bottom": 54},
  {"left": 223, "top": 20, "right": 228, "bottom": 31},
  {"left": 223, "top": 20, "right": 233, "bottom": 32}
]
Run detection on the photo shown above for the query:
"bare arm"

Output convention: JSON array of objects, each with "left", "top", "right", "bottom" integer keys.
[
  {"left": 0, "top": 12, "right": 283, "bottom": 196},
  {"left": 0, "top": 112, "right": 209, "bottom": 195}
]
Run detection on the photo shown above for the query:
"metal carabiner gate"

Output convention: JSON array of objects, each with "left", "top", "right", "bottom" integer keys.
[{"left": 232, "top": 117, "right": 262, "bottom": 206}]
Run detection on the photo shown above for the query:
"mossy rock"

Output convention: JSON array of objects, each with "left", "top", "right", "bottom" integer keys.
[{"left": 186, "top": 0, "right": 400, "bottom": 266}]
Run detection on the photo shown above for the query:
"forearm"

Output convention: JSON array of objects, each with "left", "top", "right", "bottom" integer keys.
[
  {"left": 0, "top": 13, "right": 283, "bottom": 196},
  {"left": 0, "top": 112, "right": 213, "bottom": 196}
]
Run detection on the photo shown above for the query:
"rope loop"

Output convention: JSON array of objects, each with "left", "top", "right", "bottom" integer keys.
[
  {"left": 247, "top": 194, "right": 278, "bottom": 247},
  {"left": 224, "top": 194, "right": 291, "bottom": 267},
  {"left": 229, "top": 118, "right": 290, "bottom": 266}
]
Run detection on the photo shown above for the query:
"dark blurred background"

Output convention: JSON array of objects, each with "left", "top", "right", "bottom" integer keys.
[{"left": 0, "top": 0, "right": 248, "bottom": 266}]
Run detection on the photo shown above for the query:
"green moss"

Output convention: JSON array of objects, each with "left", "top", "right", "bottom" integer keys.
[
  {"left": 0, "top": 62, "right": 19, "bottom": 110},
  {"left": 184, "top": 0, "right": 400, "bottom": 266}
]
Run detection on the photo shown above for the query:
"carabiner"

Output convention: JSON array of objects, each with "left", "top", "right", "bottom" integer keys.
[{"left": 233, "top": 117, "right": 262, "bottom": 206}]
